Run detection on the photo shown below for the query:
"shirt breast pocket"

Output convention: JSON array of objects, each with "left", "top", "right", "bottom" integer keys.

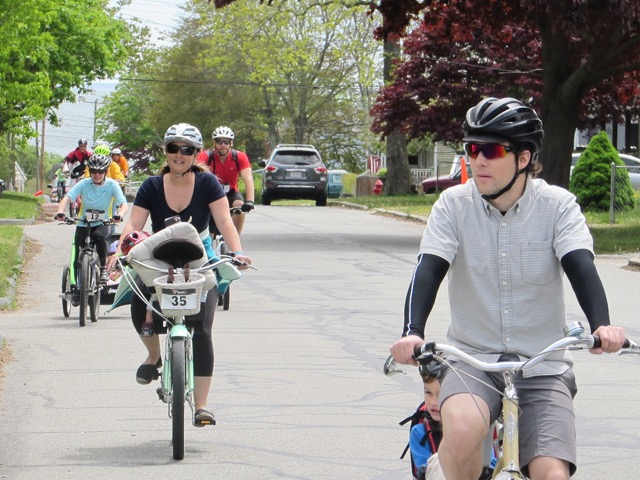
[{"left": 520, "top": 241, "right": 559, "bottom": 285}]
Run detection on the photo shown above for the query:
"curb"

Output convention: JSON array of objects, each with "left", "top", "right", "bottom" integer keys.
[{"left": 332, "top": 200, "right": 428, "bottom": 223}]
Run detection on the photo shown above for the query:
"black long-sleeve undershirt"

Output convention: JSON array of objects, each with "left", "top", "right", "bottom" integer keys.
[
  {"left": 561, "top": 248, "right": 610, "bottom": 332},
  {"left": 403, "top": 253, "right": 450, "bottom": 337}
]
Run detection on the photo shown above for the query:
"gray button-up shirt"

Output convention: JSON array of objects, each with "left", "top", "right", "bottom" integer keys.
[{"left": 419, "top": 178, "right": 593, "bottom": 376}]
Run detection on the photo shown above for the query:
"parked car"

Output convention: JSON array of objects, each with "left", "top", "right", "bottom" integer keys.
[
  {"left": 328, "top": 169, "right": 347, "bottom": 198},
  {"left": 571, "top": 152, "right": 640, "bottom": 189},
  {"left": 259, "top": 144, "right": 328, "bottom": 206},
  {"left": 421, "top": 154, "right": 470, "bottom": 194}
]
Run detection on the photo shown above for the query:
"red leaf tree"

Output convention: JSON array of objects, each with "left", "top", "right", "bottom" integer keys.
[{"left": 370, "top": 0, "right": 640, "bottom": 188}]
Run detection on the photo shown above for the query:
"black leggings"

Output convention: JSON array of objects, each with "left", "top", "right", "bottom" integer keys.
[
  {"left": 131, "top": 279, "right": 218, "bottom": 377},
  {"left": 74, "top": 225, "right": 109, "bottom": 275}
]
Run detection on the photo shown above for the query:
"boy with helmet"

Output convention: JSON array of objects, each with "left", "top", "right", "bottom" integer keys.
[
  {"left": 390, "top": 97, "right": 626, "bottom": 480},
  {"left": 197, "top": 125, "right": 255, "bottom": 235},
  {"left": 108, "top": 122, "right": 251, "bottom": 427},
  {"left": 55, "top": 153, "right": 128, "bottom": 290}
]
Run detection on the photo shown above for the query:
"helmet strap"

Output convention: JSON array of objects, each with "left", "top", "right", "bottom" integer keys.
[{"left": 480, "top": 157, "right": 526, "bottom": 201}]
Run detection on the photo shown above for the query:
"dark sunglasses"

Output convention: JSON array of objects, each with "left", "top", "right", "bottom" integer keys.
[
  {"left": 166, "top": 144, "right": 196, "bottom": 155},
  {"left": 215, "top": 139, "right": 231, "bottom": 145},
  {"left": 464, "top": 143, "right": 515, "bottom": 160},
  {"left": 89, "top": 169, "right": 105, "bottom": 174}
]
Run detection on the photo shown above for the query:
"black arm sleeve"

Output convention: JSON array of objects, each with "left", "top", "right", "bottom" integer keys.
[
  {"left": 561, "top": 248, "right": 610, "bottom": 332},
  {"left": 402, "top": 253, "right": 450, "bottom": 338}
]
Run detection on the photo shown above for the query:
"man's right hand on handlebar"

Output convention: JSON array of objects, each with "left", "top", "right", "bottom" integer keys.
[
  {"left": 389, "top": 334, "right": 424, "bottom": 366},
  {"left": 55, "top": 212, "right": 66, "bottom": 221}
]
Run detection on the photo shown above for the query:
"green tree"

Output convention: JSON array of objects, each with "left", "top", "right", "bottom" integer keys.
[
  {"left": 570, "top": 131, "right": 636, "bottom": 212},
  {"left": 102, "top": 0, "right": 382, "bottom": 170},
  {"left": 0, "top": 0, "right": 132, "bottom": 136}
]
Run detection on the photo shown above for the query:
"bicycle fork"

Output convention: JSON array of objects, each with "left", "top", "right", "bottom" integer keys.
[{"left": 158, "top": 324, "right": 195, "bottom": 418}]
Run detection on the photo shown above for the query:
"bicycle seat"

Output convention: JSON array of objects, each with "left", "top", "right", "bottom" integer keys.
[{"left": 152, "top": 239, "right": 204, "bottom": 268}]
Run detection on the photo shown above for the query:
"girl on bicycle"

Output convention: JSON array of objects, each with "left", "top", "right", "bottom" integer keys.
[
  {"left": 56, "top": 153, "right": 128, "bottom": 290},
  {"left": 108, "top": 123, "right": 251, "bottom": 426}
]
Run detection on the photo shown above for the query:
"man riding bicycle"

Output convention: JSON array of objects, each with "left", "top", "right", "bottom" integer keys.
[
  {"left": 55, "top": 153, "right": 128, "bottom": 295},
  {"left": 389, "top": 97, "right": 626, "bottom": 480},
  {"left": 197, "top": 126, "right": 255, "bottom": 235},
  {"left": 63, "top": 138, "right": 92, "bottom": 188}
]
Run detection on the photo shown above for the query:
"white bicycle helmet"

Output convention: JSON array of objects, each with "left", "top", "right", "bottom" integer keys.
[
  {"left": 111, "top": 148, "right": 122, "bottom": 155},
  {"left": 163, "top": 123, "right": 203, "bottom": 149},
  {"left": 212, "top": 126, "right": 234, "bottom": 140},
  {"left": 87, "top": 153, "right": 111, "bottom": 172}
]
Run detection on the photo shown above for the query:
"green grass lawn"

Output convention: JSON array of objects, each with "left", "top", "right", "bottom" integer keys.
[{"left": 332, "top": 194, "right": 640, "bottom": 255}]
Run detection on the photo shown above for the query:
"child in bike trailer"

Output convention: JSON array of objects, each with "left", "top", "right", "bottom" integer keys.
[{"left": 56, "top": 154, "right": 128, "bottom": 296}]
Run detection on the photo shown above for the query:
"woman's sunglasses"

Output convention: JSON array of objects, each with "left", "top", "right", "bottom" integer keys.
[
  {"left": 166, "top": 144, "right": 196, "bottom": 155},
  {"left": 464, "top": 143, "right": 515, "bottom": 160}
]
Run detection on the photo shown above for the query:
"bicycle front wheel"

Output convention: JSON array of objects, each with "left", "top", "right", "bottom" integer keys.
[
  {"left": 171, "top": 338, "right": 186, "bottom": 460},
  {"left": 89, "top": 255, "right": 100, "bottom": 323},
  {"left": 78, "top": 254, "right": 90, "bottom": 327},
  {"left": 62, "top": 266, "right": 72, "bottom": 318}
]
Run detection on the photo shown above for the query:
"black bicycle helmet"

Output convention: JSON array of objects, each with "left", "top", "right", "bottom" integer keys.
[
  {"left": 78, "top": 138, "right": 88, "bottom": 146},
  {"left": 87, "top": 153, "right": 111, "bottom": 172},
  {"left": 462, "top": 97, "right": 544, "bottom": 155}
]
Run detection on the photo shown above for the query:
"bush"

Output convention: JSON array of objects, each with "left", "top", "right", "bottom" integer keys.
[{"left": 569, "top": 131, "right": 636, "bottom": 211}]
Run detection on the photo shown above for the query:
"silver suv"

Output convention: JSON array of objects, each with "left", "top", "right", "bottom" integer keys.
[{"left": 259, "top": 144, "right": 328, "bottom": 206}]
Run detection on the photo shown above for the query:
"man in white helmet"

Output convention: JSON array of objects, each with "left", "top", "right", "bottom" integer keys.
[{"left": 197, "top": 126, "right": 254, "bottom": 235}]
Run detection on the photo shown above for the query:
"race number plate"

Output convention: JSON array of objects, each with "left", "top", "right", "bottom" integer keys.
[
  {"left": 86, "top": 209, "right": 106, "bottom": 221},
  {"left": 160, "top": 287, "right": 198, "bottom": 310}
]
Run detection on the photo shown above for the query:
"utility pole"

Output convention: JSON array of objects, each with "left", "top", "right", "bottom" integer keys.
[
  {"left": 35, "top": 120, "right": 40, "bottom": 191},
  {"left": 93, "top": 99, "right": 98, "bottom": 145},
  {"left": 40, "top": 120, "right": 46, "bottom": 191}
]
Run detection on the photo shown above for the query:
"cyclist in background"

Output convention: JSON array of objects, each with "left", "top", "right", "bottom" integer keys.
[
  {"left": 63, "top": 138, "right": 92, "bottom": 187},
  {"left": 197, "top": 126, "right": 254, "bottom": 235},
  {"left": 110, "top": 148, "right": 129, "bottom": 178},
  {"left": 55, "top": 153, "right": 128, "bottom": 290},
  {"left": 389, "top": 97, "right": 626, "bottom": 480}
]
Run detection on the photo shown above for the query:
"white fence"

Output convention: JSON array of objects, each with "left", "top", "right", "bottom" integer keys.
[
  {"left": 411, "top": 168, "right": 433, "bottom": 186},
  {"left": 125, "top": 181, "right": 142, "bottom": 198}
]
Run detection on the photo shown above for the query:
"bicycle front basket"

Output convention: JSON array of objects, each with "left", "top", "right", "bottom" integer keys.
[{"left": 153, "top": 272, "right": 206, "bottom": 316}]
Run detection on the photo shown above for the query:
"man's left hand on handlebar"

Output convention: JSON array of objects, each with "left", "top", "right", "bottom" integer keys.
[
  {"left": 55, "top": 212, "right": 66, "bottom": 221},
  {"left": 241, "top": 201, "right": 255, "bottom": 213},
  {"left": 590, "top": 325, "right": 626, "bottom": 354}
]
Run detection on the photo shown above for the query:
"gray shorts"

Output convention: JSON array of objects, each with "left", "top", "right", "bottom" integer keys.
[{"left": 439, "top": 362, "right": 578, "bottom": 476}]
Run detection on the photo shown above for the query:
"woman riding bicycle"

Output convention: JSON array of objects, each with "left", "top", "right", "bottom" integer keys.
[
  {"left": 107, "top": 123, "right": 251, "bottom": 426},
  {"left": 55, "top": 153, "right": 128, "bottom": 293},
  {"left": 389, "top": 97, "right": 626, "bottom": 480}
]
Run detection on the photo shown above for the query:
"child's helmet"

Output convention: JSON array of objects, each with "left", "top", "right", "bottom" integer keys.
[
  {"left": 87, "top": 154, "right": 111, "bottom": 172},
  {"left": 120, "top": 231, "right": 151, "bottom": 255}
]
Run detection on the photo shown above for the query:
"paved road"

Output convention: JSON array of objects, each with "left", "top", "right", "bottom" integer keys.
[{"left": 0, "top": 205, "right": 639, "bottom": 479}]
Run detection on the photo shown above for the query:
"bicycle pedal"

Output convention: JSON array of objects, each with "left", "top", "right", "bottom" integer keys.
[
  {"left": 156, "top": 387, "right": 166, "bottom": 402},
  {"left": 140, "top": 322, "right": 154, "bottom": 337}
]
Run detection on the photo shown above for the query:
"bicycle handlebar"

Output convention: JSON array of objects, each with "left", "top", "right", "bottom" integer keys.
[
  {"left": 413, "top": 334, "right": 640, "bottom": 374},
  {"left": 58, "top": 215, "right": 118, "bottom": 226},
  {"left": 123, "top": 254, "right": 254, "bottom": 273}
]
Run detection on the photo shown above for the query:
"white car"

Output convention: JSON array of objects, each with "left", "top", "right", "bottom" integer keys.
[{"left": 571, "top": 152, "right": 640, "bottom": 189}]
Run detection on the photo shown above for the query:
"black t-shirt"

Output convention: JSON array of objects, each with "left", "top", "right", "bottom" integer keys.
[{"left": 134, "top": 172, "right": 225, "bottom": 234}]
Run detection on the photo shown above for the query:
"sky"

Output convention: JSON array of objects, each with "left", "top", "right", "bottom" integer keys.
[{"left": 39, "top": 0, "right": 186, "bottom": 157}]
